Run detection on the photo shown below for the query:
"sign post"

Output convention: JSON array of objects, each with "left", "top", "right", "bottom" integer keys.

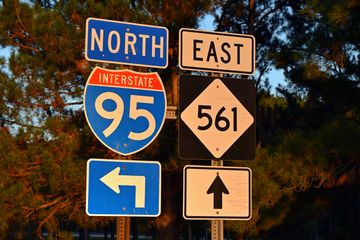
[
  {"left": 211, "top": 71, "right": 224, "bottom": 240},
  {"left": 211, "top": 159, "right": 224, "bottom": 240},
  {"left": 117, "top": 216, "right": 130, "bottom": 240}
]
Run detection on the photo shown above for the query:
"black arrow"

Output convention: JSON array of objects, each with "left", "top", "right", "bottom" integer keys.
[{"left": 206, "top": 173, "right": 229, "bottom": 209}]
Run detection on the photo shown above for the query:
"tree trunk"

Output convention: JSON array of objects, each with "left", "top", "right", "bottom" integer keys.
[{"left": 248, "top": 0, "right": 256, "bottom": 35}]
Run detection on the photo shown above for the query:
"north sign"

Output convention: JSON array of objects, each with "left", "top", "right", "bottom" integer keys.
[
  {"left": 86, "top": 158, "right": 161, "bottom": 217},
  {"left": 84, "top": 67, "right": 167, "bottom": 155},
  {"left": 179, "top": 28, "right": 255, "bottom": 74},
  {"left": 179, "top": 75, "right": 255, "bottom": 160},
  {"left": 85, "top": 18, "right": 168, "bottom": 68},
  {"left": 183, "top": 165, "right": 252, "bottom": 220}
]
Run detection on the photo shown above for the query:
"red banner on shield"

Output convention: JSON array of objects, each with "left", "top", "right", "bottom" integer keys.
[{"left": 87, "top": 67, "right": 163, "bottom": 91}]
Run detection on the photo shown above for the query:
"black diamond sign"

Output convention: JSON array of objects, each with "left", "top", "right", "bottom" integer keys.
[{"left": 179, "top": 74, "right": 256, "bottom": 160}]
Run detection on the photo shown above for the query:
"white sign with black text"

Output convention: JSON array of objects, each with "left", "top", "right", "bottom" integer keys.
[{"left": 179, "top": 28, "right": 255, "bottom": 74}]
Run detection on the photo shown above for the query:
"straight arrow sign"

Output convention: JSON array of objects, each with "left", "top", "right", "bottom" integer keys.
[
  {"left": 206, "top": 173, "right": 229, "bottom": 209},
  {"left": 183, "top": 165, "right": 252, "bottom": 220},
  {"left": 100, "top": 167, "right": 145, "bottom": 208}
]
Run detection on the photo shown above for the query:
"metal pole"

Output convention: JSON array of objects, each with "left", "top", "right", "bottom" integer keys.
[
  {"left": 210, "top": 71, "right": 224, "bottom": 240},
  {"left": 116, "top": 153, "right": 131, "bottom": 240},
  {"left": 211, "top": 159, "right": 224, "bottom": 240},
  {"left": 115, "top": 64, "right": 138, "bottom": 240},
  {"left": 116, "top": 217, "right": 130, "bottom": 240},
  {"left": 211, "top": 219, "right": 224, "bottom": 240}
]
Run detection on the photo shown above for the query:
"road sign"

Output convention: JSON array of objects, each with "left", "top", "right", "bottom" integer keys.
[
  {"left": 84, "top": 67, "right": 167, "bottom": 155},
  {"left": 183, "top": 165, "right": 252, "bottom": 220},
  {"left": 179, "top": 28, "right": 255, "bottom": 74},
  {"left": 179, "top": 75, "right": 255, "bottom": 160},
  {"left": 86, "top": 158, "right": 161, "bottom": 217},
  {"left": 85, "top": 17, "right": 168, "bottom": 68}
]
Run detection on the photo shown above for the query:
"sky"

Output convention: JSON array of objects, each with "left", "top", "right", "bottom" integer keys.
[{"left": 0, "top": 46, "right": 12, "bottom": 75}]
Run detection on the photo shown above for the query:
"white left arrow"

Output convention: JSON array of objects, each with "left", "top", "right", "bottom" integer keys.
[{"left": 100, "top": 167, "right": 146, "bottom": 208}]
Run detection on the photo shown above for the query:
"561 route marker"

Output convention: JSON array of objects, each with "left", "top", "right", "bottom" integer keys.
[
  {"left": 84, "top": 67, "right": 167, "bottom": 156},
  {"left": 179, "top": 74, "right": 256, "bottom": 160}
]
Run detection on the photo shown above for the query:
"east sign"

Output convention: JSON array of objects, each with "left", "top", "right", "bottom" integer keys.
[{"left": 179, "top": 28, "right": 255, "bottom": 74}]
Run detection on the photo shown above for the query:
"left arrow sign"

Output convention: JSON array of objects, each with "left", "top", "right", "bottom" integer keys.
[{"left": 100, "top": 167, "right": 146, "bottom": 208}]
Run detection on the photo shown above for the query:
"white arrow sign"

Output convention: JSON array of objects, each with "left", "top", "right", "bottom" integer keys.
[
  {"left": 183, "top": 165, "right": 252, "bottom": 220},
  {"left": 100, "top": 167, "right": 146, "bottom": 208}
]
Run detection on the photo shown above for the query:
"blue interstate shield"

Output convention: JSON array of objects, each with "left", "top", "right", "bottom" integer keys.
[{"left": 84, "top": 67, "right": 167, "bottom": 155}]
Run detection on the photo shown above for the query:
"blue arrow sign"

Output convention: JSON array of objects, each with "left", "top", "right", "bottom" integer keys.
[
  {"left": 86, "top": 158, "right": 161, "bottom": 217},
  {"left": 85, "top": 17, "right": 168, "bottom": 68}
]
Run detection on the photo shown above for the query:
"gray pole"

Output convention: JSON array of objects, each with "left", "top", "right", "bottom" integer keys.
[
  {"left": 211, "top": 159, "right": 224, "bottom": 240},
  {"left": 210, "top": 71, "right": 224, "bottom": 240},
  {"left": 116, "top": 152, "right": 131, "bottom": 240}
]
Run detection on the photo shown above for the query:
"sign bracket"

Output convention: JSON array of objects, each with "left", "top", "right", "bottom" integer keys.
[{"left": 166, "top": 105, "right": 177, "bottom": 119}]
